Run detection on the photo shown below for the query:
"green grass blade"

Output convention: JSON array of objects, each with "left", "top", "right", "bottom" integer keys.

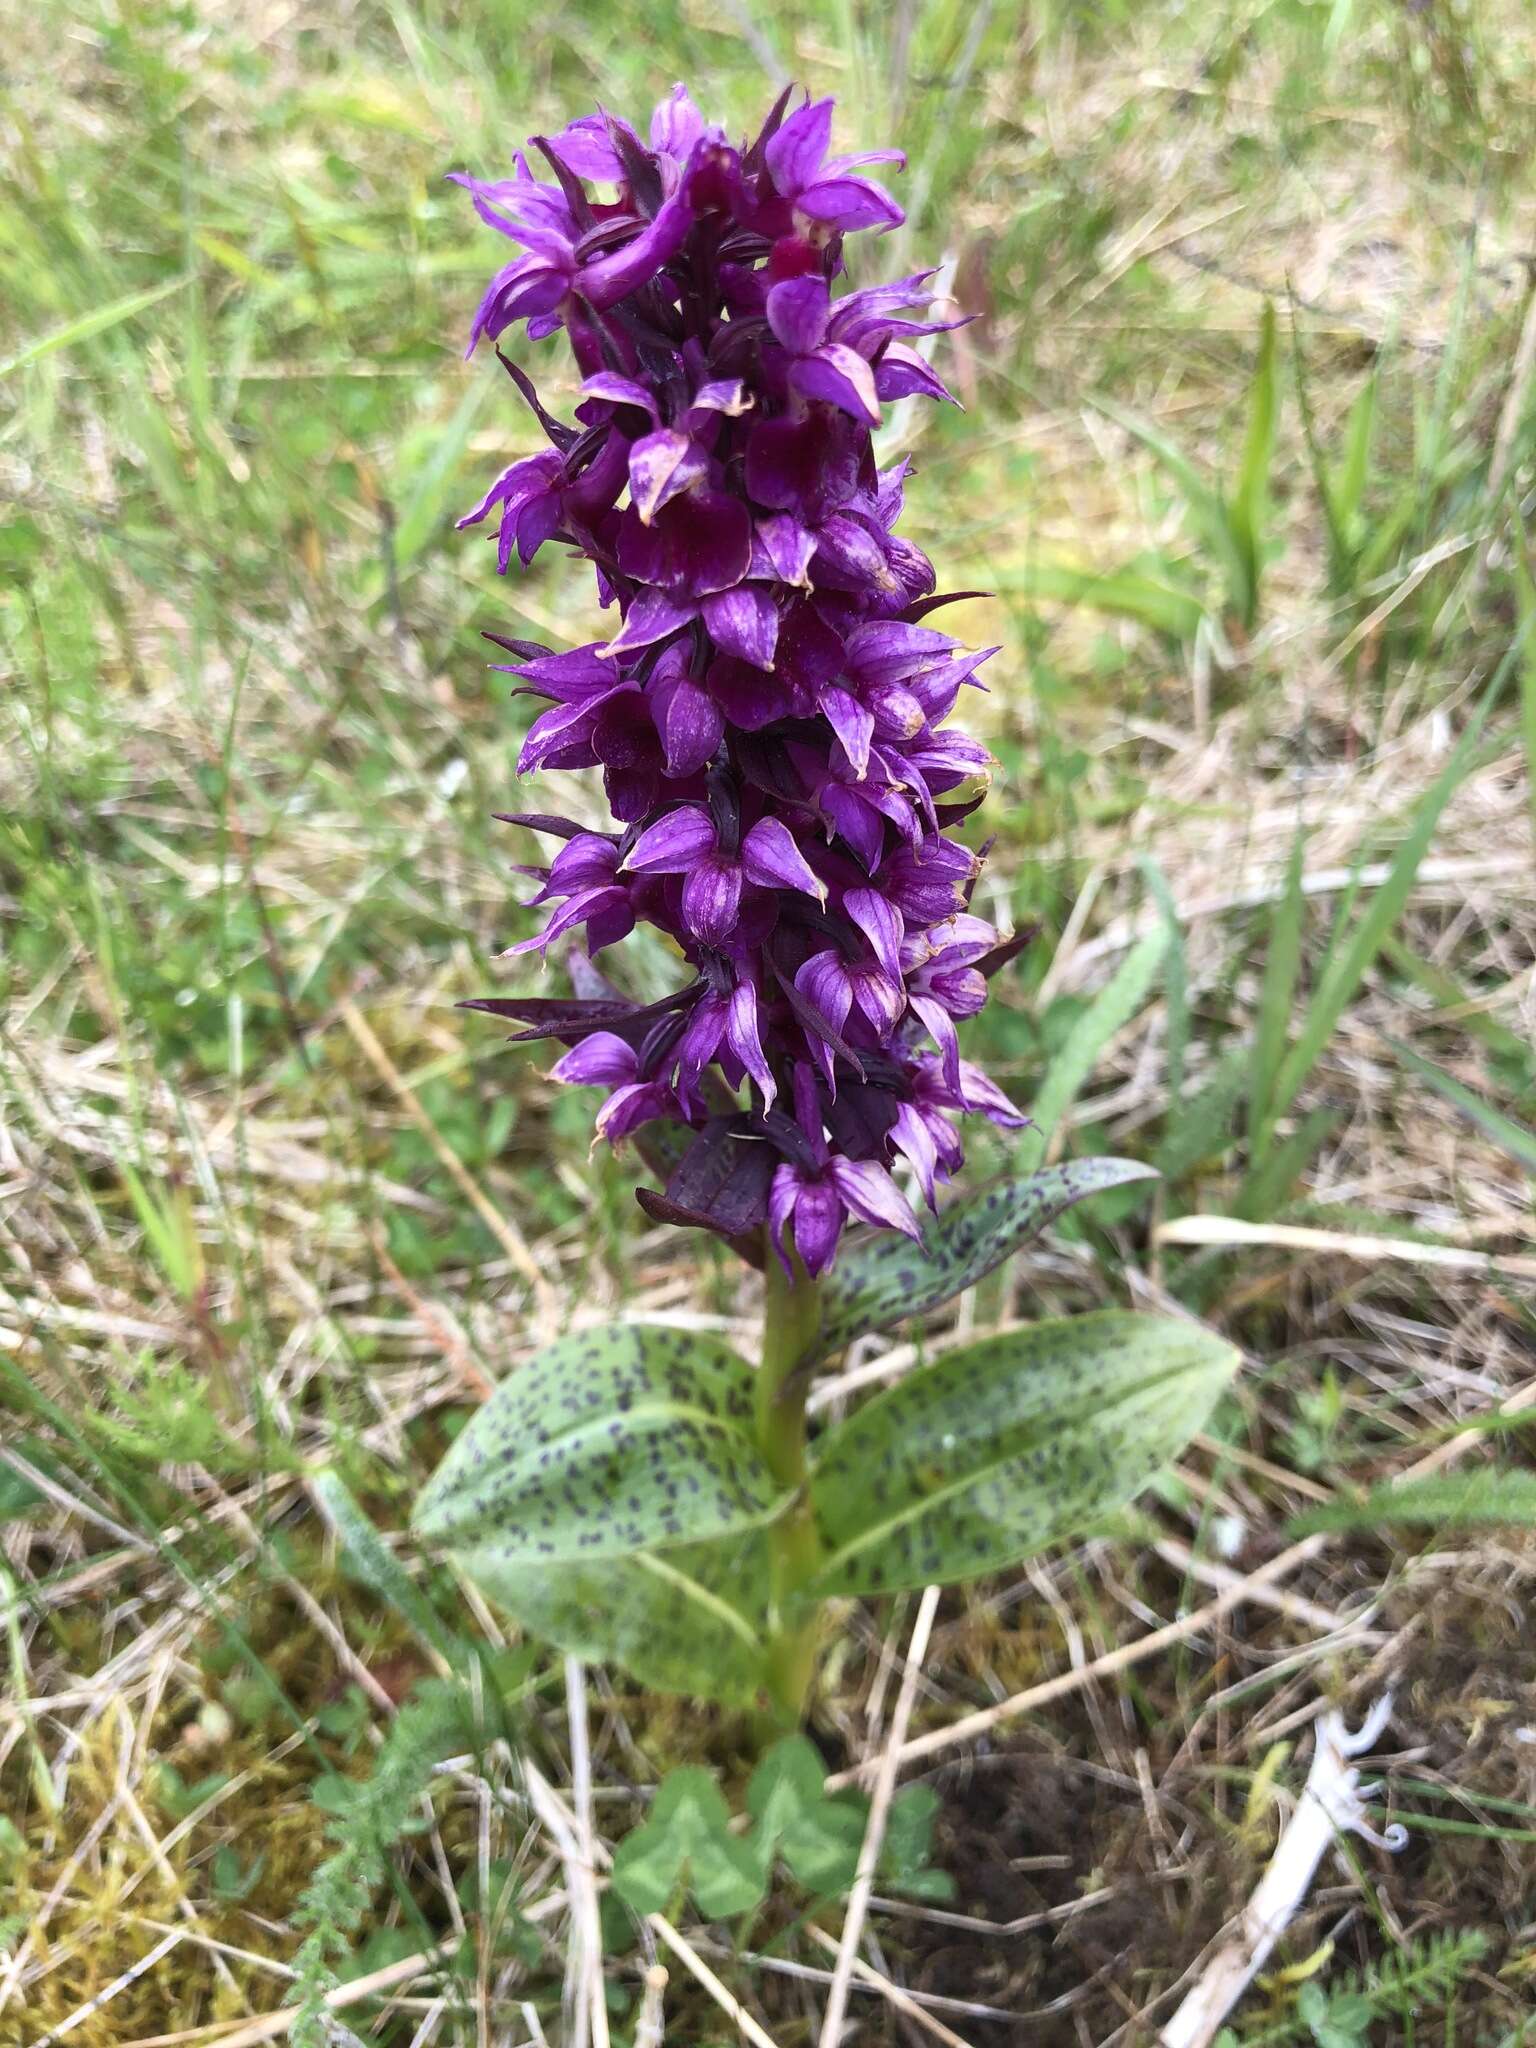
[
  {"left": 1290, "top": 1468, "right": 1536, "bottom": 1536},
  {"left": 119, "top": 1163, "right": 201, "bottom": 1303},
  {"left": 1235, "top": 1104, "right": 1341, "bottom": 1221},
  {"left": 1027, "top": 923, "right": 1169, "bottom": 1157},
  {"left": 389, "top": 373, "right": 491, "bottom": 573},
  {"left": 1154, "top": 1045, "right": 1248, "bottom": 1185},
  {"left": 1138, "top": 856, "right": 1187, "bottom": 1104},
  {"left": 1379, "top": 935, "right": 1535, "bottom": 1068},
  {"left": 1335, "top": 360, "right": 1379, "bottom": 533},
  {"left": 1514, "top": 538, "right": 1536, "bottom": 853},
  {"left": 1291, "top": 317, "right": 1349, "bottom": 591},
  {"left": 1227, "top": 298, "right": 1279, "bottom": 629},
  {"left": 998, "top": 558, "right": 1206, "bottom": 642},
  {"left": 1267, "top": 659, "right": 1508, "bottom": 1128},
  {"left": 1390, "top": 1040, "right": 1536, "bottom": 1178},
  {"left": 0, "top": 275, "right": 191, "bottom": 379},
  {"left": 311, "top": 1468, "right": 461, "bottom": 1666},
  {"left": 1084, "top": 390, "right": 1247, "bottom": 610},
  {"left": 1248, "top": 824, "right": 1308, "bottom": 1160}
]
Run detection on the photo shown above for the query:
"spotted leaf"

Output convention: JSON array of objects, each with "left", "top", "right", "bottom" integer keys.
[
  {"left": 812, "top": 1158, "right": 1159, "bottom": 1360},
  {"left": 413, "top": 1325, "right": 786, "bottom": 1567},
  {"left": 456, "top": 1529, "right": 771, "bottom": 1706},
  {"left": 806, "top": 1310, "right": 1239, "bottom": 1597}
]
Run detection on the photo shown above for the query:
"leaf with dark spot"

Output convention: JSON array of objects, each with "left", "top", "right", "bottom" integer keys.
[
  {"left": 633, "top": 1117, "right": 695, "bottom": 1192},
  {"left": 413, "top": 1324, "right": 784, "bottom": 1567},
  {"left": 461, "top": 1532, "right": 771, "bottom": 1706},
  {"left": 814, "top": 1158, "right": 1160, "bottom": 1360},
  {"left": 806, "top": 1310, "right": 1239, "bottom": 1598}
]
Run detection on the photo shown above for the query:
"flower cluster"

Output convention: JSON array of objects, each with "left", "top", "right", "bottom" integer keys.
[{"left": 459, "top": 85, "right": 1025, "bottom": 1274}]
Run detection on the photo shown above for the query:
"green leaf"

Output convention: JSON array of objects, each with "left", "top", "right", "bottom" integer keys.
[
  {"left": 611, "top": 1768, "right": 766, "bottom": 1919},
  {"left": 1516, "top": 544, "right": 1536, "bottom": 855},
  {"left": 119, "top": 1163, "right": 201, "bottom": 1301},
  {"left": 1267, "top": 662, "right": 1508, "bottom": 1130},
  {"left": 746, "top": 1737, "right": 865, "bottom": 1895},
  {"left": 0, "top": 1443, "right": 53, "bottom": 1525},
  {"left": 389, "top": 374, "right": 491, "bottom": 572},
  {"left": 879, "top": 1783, "right": 955, "bottom": 1900},
  {"left": 413, "top": 1325, "right": 785, "bottom": 1566},
  {"left": 1249, "top": 824, "right": 1309, "bottom": 1160},
  {"left": 807, "top": 1311, "right": 1239, "bottom": 1598},
  {"left": 1290, "top": 1469, "right": 1536, "bottom": 1537},
  {"left": 814, "top": 1158, "right": 1158, "bottom": 1361},
  {"left": 1027, "top": 925, "right": 1170, "bottom": 1154},
  {"left": 998, "top": 557, "right": 1206, "bottom": 643},
  {"left": 1139, "top": 856, "right": 1188, "bottom": 1104},
  {"left": 1293, "top": 321, "right": 1352, "bottom": 594},
  {"left": 1335, "top": 364, "right": 1379, "bottom": 535},
  {"left": 1236, "top": 1105, "right": 1341, "bottom": 1223},
  {"left": 1154, "top": 1045, "right": 1247, "bottom": 1183},
  {"left": 311, "top": 1470, "right": 460, "bottom": 1666},
  {"left": 0, "top": 276, "right": 192, "bottom": 380},
  {"left": 210, "top": 1844, "right": 266, "bottom": 1902},
  {"left": 1085, "top": 391, "right": 1248, "bottom": 619},
  {"left": 1389, "top": 1039, "right": 1536, "bottom": 1179},
  {"left": 457, "top": 1530, "right": 770, "bottom": 1707},
  {"left": 1227, "top": 299, "right": 1280, "bottom": 629}
]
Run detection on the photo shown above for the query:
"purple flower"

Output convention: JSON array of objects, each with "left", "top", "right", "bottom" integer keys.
[
  {"left": 762, "top": 97, "right": 905, "bottom": 234},
  {"left": 549, "top": 1031, "right": 679, "bottom": 1142},
  {"left": 456, "top": 450, "right": 565, "bottom": 570},
  {"left": 455, "top": 85, "right": 1026, "bottom": 1268},
  {"left": 768, "top": 1071, "right": 921, "bottom": 1275},
  {"left": 625, "top": 804, "right": 825, "bottom": 947}
]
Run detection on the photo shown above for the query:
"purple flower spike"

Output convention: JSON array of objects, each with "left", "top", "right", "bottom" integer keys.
[{"left": 457, "top": 83, "right": 1024, "bottom": 1267}]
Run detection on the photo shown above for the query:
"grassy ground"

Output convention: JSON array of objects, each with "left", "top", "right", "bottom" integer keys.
[{"left": 3, "top": 1, "right": 1536, "bottom": 2042}]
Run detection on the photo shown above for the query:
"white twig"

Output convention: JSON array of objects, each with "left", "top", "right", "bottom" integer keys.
[
  {"left": 564, "top": 1658, "right": 610, "bottom": 2048},
  {"left": 805, "top": 1926, "right": 977, "bottom": 2048},
  {"left": 634, "top": 1962, "right": 668, "bottom": 2048},
  {"left": 649, "top": 1914, "right": 780, "bottom": 2048},
  {"left": 30, "top": 1929, "right": 185, "bottom": 2046},
  {"left": 1154, "top": 1214, "right": 1536, "bottom": 1282},
  {"left": 818, "top": 1583, "right": 941, "bottom": 2046},
  {"left": 1159, "top": 1694, "right": 1407, "bottom": 2048}
]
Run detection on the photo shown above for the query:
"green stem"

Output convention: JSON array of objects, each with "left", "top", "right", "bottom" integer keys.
[{"left": 756, "top": 1249, "right": 824, "bottom": 1725}]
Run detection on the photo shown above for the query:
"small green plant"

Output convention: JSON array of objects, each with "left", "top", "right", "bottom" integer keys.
[
  {"left": 1227, "top": 1927, "right": 1489, "bottom": 2046},
  {"left": 608, "top": 1736, "right": 950, "bottom": 1921},
  {"left": 289, "top": 1676, "right": 495, "bottom": 2045}
]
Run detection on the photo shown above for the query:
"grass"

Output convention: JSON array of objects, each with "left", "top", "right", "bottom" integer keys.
[{"left": 2, "top": 0, "right": 1535, "bottom": 2042}]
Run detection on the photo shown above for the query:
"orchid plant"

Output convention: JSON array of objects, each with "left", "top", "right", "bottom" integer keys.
[{"left": 414, "top": 85, "right": 1238, "bottom": 1723}]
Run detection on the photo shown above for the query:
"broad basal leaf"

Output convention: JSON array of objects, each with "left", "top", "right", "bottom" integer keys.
[
  {"left": 461, "top": 1529, "right": 770, "bottom": 1707},
  {"left": 414, "top": 1324, "right": 784, "bottom": 1565},
  {"left": 814, "top": 1159, "right": 1158, "bottom": 1361},
  {"left": 807, "top": 1310, "right": 1238, "bottom": 1597}
]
